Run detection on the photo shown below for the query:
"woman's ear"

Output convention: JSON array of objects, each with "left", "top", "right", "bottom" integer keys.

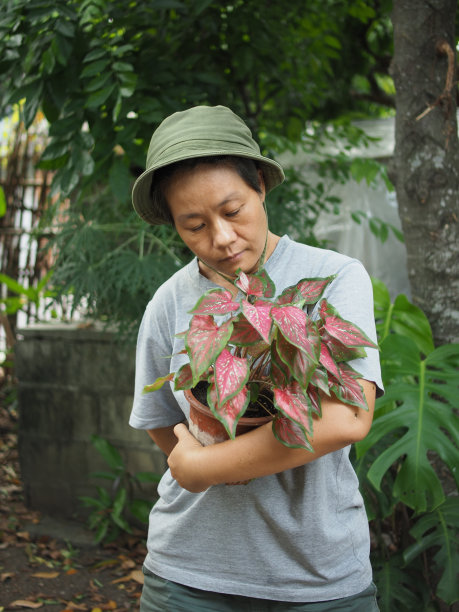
[{"left": 257, "top": 169, "right": 266, "bottom": 200}]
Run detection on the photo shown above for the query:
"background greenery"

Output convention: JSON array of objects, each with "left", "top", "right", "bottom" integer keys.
[{"left": 0, "top": 0, "right": 396, "bottom": 335}]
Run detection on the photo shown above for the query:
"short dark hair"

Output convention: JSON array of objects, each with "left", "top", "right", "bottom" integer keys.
[{"left": 149, "top": 156, "right": 263, "bottom": 226}]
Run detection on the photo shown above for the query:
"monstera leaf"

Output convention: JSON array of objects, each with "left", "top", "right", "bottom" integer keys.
[
  {"left": 403, "top": 497, "right": 459, "bottom": 605},
  {"left": 372, "top": 277, "right": 434, "bottom": 355},
  {"left": 355, "top": 335, "right": 459, "bottom": 512},
  {"left": 372, "top": 554, "right": 428, "bottom": 612}
]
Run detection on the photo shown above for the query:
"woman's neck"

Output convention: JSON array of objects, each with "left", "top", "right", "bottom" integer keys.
[{"left": 198, "top": 232, "right": 281, "bottom": 295}]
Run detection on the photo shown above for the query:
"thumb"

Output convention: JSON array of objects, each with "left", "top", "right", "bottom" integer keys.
[{"left": 173, "top": 422, "right": 191, "bottom": 439}]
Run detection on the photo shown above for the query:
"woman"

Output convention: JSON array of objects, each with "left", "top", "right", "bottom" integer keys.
[{"left": 130, "top": 105, "right": 383, "bottom": 611}]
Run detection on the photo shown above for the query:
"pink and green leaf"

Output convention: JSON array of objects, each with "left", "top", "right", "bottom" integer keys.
[
  {"left": 272, "top": 306, "right": 321, "bottom": 362},
  {"left": 242, "top": 299, "right": 273, "bottom": 344},
  {"left": 272, "top": 415, "right": 313, "bottom": 451},
  {"left": 329, "top": 363, "right": 368, "bottom": 410},
  {"left": 275, "top": 333, "right": 318, "bottom": 389},
  {"left": 214, "top": 348, "right": 249, "bottom": 405},
  {"left": 235, "top": 270, "right": 265, "bottom": 297},
  {"left": 270, "top": 342, "right": 290, "bottom": 387},
  {"left": 278, "top": 275, "right": 335, "bottom": 305},
  {"left": 189, "top": 288, "right": 240, "bottom": 316},
  {"left": 173, "top": 363, "right": 194, "bottom": 390},
  {"left": 230, "top": 317, "right": 263, "bottom": 345},
  {"left": 143, "top": 372, "right": 174, "bottom": 394},
  {"left": 321, "top": 328, "right": 368, "bottom": 362},
  {"left": 186, "top": 316, "right": 233, "bottom": 382},
  {"left": 319, "top": 300, "right": 378, "bottom": 348},
  {"left": 319, "top": 342, "right": 341, "bottom": 380},
  {"left": 273, "top": 381, "right": 314, "bottom": 436},
  {"left": 255, "top": 268, "right": 275, "bottom": 298},
  {"left": 208, "top": 383, "right": 249, "bottom": 438},
  {"left": 307, "top": 384, "right": 322, "bottom": 417},
  {"left": 310, "top": 367, "right": 330, "bottom": 397}
]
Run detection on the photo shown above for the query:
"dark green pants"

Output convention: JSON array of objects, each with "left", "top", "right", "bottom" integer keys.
[{"left": 140, "top": 567, "right": 380, "bottom": 612}]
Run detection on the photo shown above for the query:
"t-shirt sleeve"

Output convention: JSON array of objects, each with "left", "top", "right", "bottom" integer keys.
[
  {"left": 311, "top": 259, "right": 384, "bottom": 396},
  {"left": 129, "top": 293, "right": 185, "bottom": 430}
]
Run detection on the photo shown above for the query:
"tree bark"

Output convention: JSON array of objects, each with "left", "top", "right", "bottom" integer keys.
[{"left": 389, "top": 0, "right": 459, "bottom": 345}]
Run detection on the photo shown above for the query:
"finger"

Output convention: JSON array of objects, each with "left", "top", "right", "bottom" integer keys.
[{"left": 173, "top": 422, "right": 190, "bottom": 438}]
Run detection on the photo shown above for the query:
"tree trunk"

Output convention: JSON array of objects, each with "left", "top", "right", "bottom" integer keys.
[{"left": 389, "top": 0, "right": 459, "bottom": 346}]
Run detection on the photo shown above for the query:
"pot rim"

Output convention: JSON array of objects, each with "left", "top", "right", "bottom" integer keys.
[{"left": 184, "top": 388, "right": 273, "bottom": 426}]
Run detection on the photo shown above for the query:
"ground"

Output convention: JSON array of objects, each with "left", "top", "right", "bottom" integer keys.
[{"left": 0, "top": 384, "right": 146, "bottom": 611}]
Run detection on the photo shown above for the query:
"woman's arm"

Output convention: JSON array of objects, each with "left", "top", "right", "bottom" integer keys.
[
  {"left": 147, "top": 425, "right": 179, "bottom": 456},
  {"left": 167, "top": 379, "right": 376, "bottom": 492}
]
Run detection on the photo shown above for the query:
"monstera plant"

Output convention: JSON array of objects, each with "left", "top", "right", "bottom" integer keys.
[{"left": 144, "top": 268, "right": 377, "bottom": 450}]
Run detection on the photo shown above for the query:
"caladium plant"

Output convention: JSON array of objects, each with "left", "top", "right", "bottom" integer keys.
[{"left": 144, "top": 268, "right": 377, "bottom": 450}]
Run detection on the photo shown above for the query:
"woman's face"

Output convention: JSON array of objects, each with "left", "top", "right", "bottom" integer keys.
[{"left": 165, "top": 164, "right": 277, "bottom": 281}]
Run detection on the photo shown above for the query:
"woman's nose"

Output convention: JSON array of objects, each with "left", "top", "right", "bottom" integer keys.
[{"left": 212, "top": 219, "right": 236, "bottom": 248}]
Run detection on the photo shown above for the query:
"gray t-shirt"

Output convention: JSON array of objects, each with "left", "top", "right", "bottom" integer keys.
[{"left": 130, "top": 235, "right": 383, "bottom": 603}]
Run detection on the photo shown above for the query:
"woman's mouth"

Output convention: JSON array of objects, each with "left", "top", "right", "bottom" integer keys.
[{"left": 221, "top": 250, "right": 245, "bottom": 263}]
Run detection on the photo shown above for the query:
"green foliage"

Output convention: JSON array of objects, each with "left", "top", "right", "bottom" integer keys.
[
  {"left": 0, "top": 0, "right": 394, "bottom": 199},
  {"left": 0, "top": 186, "right": 6, "bottom": 217},
  {"left": 0, "top": 271, "right": 55, "bottom": 317},
  {"left": 404, "top": 498, "right": 459, "bottom": 606},
  {"left": 80, "top": 434, "right": 161, "bottom": 543},
  {"left": 0, "top": 0, "right": 395, "bottom": 335},
  {"left": 353, "top": 279, "right": 459, "bottom": 610}
]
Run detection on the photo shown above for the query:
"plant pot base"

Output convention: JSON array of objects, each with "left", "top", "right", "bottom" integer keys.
[{"left": 185, "top": 389, "right": 272, "bottom": 447}]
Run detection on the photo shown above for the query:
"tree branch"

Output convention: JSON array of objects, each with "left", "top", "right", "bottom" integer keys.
[{"left": 416, "top": 39, "right": 456, "bottom": 121}]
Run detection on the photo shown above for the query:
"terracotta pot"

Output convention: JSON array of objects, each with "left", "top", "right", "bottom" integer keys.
[{"left": 185, "top": 388, "right": 272, "bottom": 446}]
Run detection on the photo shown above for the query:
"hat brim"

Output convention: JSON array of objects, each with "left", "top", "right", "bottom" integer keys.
[{"left": 132, "top": 150, "right": 285, "bottom": 226}]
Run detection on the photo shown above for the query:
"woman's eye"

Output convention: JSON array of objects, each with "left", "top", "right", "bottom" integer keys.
[
  {"left": 190, "top": 223, "right": 204, "bottom": 232},
  {"left": 226, "top": 208, "right": 240, "bottom": 218}
]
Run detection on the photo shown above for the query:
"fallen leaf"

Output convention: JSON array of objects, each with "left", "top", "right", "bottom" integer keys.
[
  {"left": 66, "top": 568, "right": 78, "bottom": 575},
  {"left": 32, "top": 571, "right": 59, "bottom": 579},
  {"left": 120, "top": 558, "right": 136, "bottom": 570},
  {"left": 1, "top": 572, "right": 14, "bottom": 581},
  {"left": 130, "top": 569, "right": 144, "bottom": 584},
  {"left": 111, "top": 569, "right": 144, "bottom": 585},
  {"left": 10, "top": 601, "right": 43, "bottom": 609},
  {"left": 63, "top": 603, "right": 88, "bottom": 611}
]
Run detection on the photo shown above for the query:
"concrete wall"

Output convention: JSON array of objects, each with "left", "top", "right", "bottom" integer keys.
[{"left": 15, "top": 322, "right": 166, "bottom": 519}]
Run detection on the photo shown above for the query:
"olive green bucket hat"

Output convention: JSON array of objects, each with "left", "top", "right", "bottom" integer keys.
[{"left": 132, "top": 105, "right": 285, "bottom": 225}]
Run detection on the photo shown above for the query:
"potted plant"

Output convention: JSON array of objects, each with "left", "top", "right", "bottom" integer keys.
[{"left": 143, "top": 268, "right": 377, "bottom": 450}]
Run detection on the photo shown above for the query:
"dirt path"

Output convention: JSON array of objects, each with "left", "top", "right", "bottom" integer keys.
[{"left": 0, "top": 388, "right": 146, "bottom": 611}]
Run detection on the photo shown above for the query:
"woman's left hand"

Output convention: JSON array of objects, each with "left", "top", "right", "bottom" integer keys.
[{"left": 167, "top": 423, "right": 208, "bottom": 492}]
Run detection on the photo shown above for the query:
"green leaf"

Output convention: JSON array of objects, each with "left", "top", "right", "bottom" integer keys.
[
  {"left": 55, "top": 20, "right": 76, "bottom": 39},
  {"left": 372, "top": 278, "right": 434, "bottom": 355},
  {"left": 90, "top": 434, "right": 124, "bottom": 471},
  {"left": 81, "top": 59, "right": 111, "bottom": 78},
  {"left": 129, "top": 499, "right": 152, "bottom": 523},
  {"left": 0, "top": 186, "right": 6, "bottom": 218},
  {"left": 109, "top": 157, "right": 132, "bottom": 202},
  {"left": 403, "top": 498, "right": 459, "bottom": 605},
  {"left": 373, "top": 554, "right": 426, "bottom": 612},
  {"left": 22, "top": 84, "right": 43, "bottom": 128},
  {"left": 356, "top": 336, "right": 459, "bottom": 512},
  {"left": 134, "top": 471, "right": 162, "bottom": 483},
  {"left": 85, "top": 84, "right": 116, "bottom": 109},
  {"left": 40, "top": 141, "right": 70, "bottom": 162},
  {"left": 90, "top": 470, "right": 117, "bottom": 481},
  {"left": 83, "top": 48, "right": 107, "bottom": 63},
  {"left": 0, "top": 273, "right": 35, "bottom": 299},
  {"left": 112, "top": 487, "right": 127, "bottom": 519},
  {"left": 94, "top": 521, "right": 109, "bottom": 543}
]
